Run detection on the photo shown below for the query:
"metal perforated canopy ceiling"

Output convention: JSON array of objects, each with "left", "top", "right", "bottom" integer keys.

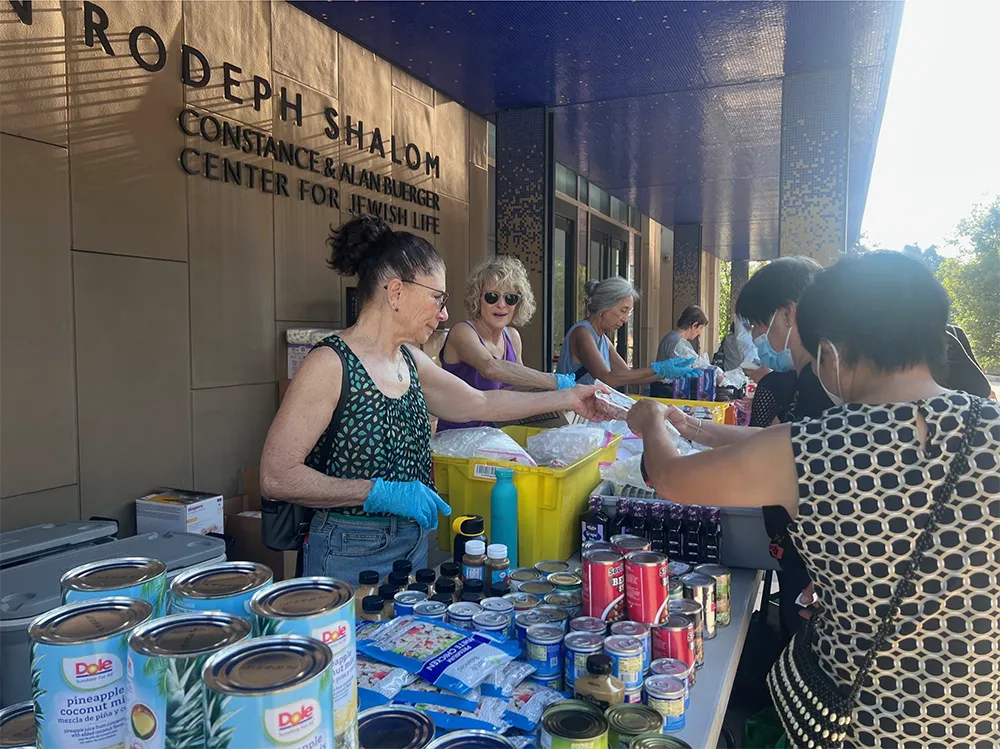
[{"left": 293, "top": 1, "right": 903, "bottom": 260}]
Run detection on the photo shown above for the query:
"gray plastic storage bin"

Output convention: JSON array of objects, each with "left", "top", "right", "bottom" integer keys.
[
  {"left": 593, "top": 481, "right": 780, "bottom": 572},
  {"left": 0, "top": 531, "right": 226, "bottom": 707},
  {"left": 0, "top": 520, "right": 118, "bottom": 569}
]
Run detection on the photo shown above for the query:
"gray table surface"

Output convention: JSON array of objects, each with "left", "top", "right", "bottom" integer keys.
[{"left": 670, "top": 567, "right": 764, "bottom": 749}]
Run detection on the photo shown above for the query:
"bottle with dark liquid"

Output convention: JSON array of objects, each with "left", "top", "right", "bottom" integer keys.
[
  {"left": 648, "top": 503, "right": 666, "bottom": 554},
  {"left": 580, "top": 496, "right": 610, "bottom": 544},
  {"left": 683, "top": 506, "right": 705, "bottom": 564},
  {"left": 666, "top": 504, "right": 684, "bottom": 560},
  {"left": 704, "top": 507, "right": 723, "bottom": 564},
  {"left": 609, "top": 498, "right": 632, "bottom": 538},
  {"left": 630, "top": 501, "right": 649, "bottom": 541}
]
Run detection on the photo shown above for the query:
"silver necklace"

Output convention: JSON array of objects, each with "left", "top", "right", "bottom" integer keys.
[{"left": 360, "top": 331, "right": 405, "bottom": 382}]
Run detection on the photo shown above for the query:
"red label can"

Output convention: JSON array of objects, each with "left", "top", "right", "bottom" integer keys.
[
  {"left": 624, "top": 551, "right": 669, "bottom": 624},
  {"left": 652, "top": 614, "right": 696, "bottom": 682},
  {"left": 582, "top": 550, "right": 625, "bottom": 622}
]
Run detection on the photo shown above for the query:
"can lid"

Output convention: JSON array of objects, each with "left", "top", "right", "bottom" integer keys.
[
  {"left": 359, "top": 570, "right": 380, "bottom": 585},
  {"left": 413, "top": 601, "right": 447, "bottom": 617},
  {"left": 518, "top": 581, "right": 554, "bottom": 596},
  {"left": 693, "top": 564, "right": 729, "bottom": 578},
  {"left": 362, "top": 595, "right": 384, "bottom": 613},
  {"left": 424, "top": 729, "right": 516, "bottom": 749},
  {"left": 358, "top": 706, "right": 435, "bottom": 749},
  {"left": 415, "top": 568, "right": 436, "bottom": 583},
  {"left": 509, "top": 567, "right": 542, "bottom": 582},
  {"left": 480, "top": 597, "right": 514, "bottom": 613},
  {"left": 533, "top": 604, "right": 569, "bottom": 622},
  {"left": 472, "top": 611, "right": 508, "bottom": 629},
  {"left": 60, "top": 557, "right": 166, "bottom": 592},
  {"left": 569, "top": 617, "right": 607, "bottom": 634},
  {"left": 249, "top": 577, "right": 354, "bottom": 619},
  {"left": 586, "top": 653, "right": 612, "bottom": 675},
  {"left": 629, "top": 734, "right": 695, "bottom": 749},
  {"left": 604, "top": 634, "right": 643, "bottom": 654},
  {"left": 393, "top": 560, "right": 413, "bottom": 574},
  {"left": 465, "top": 540, "right": 486, "bottom": 556},
  {"left": 624, "top": 551, "right": 667, "bottom": 565},
  {"left": 680, "top": 572, "right": 714, "bottom": 587},
  {"left": 645, "top": 674, "right": 686, "bottom": 698},
  {"left": 671, "top": 599, "right": 702, "bottom": 617},
  {"left": 534, "top": 560, "right": 569, "bottom": 574},
  {"left": 526, "top": 623, "right": 563, "bottom": 644},
  {"left": 540, "top": 700, "right": 608, "bottom": 740},
  {"left": 29, "top": 597, "right": 152, "bottom": 645},
  {"left": 169, "top": 562, "right": 272, "bottom": 600},
  {"left": 661, "top": 613, "right": 695, "bottom": 631},
  {"left": 582, "top": 550, "right": 624, "bottom": 564},
  {"left": 503, "top": 592, "right": 539, "bottom": 608},
  {"left": 129, "top": 612, "right": 251, "bottom": 656},
  {"left": 486, "top": 544, "right": 507, "bottom": 560},
  {"left": 447, "top": 602, "right": 482, "bottom": 617},
  {"left": 408, "top": 583, "right": 430, "bottom": 594},
  {"left": 203, "top": 635, "right": 332, "bottom": 695},
  {"left": 605, "top": 704, "right": 663, "bottom": 735},
  {"left": 0, "top": 701, "right": 35, "bottom": 747},
  {"left": 394, "top": 591, "right": 428, "bottom": 605},
  {"left": 564, "top": 632, "right": 604, "bottom": 652},
  {"left": 650, "top": 658, "right": 691, "bottom": 677},
  {"left": 610, "top": 620, "right": 650, "bottom": 637}
]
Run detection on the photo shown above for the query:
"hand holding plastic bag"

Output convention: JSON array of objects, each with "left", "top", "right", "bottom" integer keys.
[
  {"left": 651, "top": 357, "right": 698, "bottom": 380},
  {"left": 430, "top": 427, "right": 537, "bottom": 466},
  {"left": 364, "top": 479, "right": 451, "bottom": 529}
]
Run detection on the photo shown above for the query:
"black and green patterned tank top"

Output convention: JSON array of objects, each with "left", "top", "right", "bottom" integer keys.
[{"left": 305, "top": 335, "right": 432, "bottom": 516}]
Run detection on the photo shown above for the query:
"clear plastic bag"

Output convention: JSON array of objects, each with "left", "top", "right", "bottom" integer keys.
[
  {"left": 600, "top": 454, "right": 648, "bottom": 492},
  {"left": 593, "top": 383, "right": 637, "bottom": 420},
  {"left": 404, "top": 696, "right": 510, "bottom": 733},
  {"left": 721, "top": 367, "right": 749, "bottom": 390},
  {"left": 526, "top": 425, "right": 608, "bottom": 468},
  {"left": 502, "top": 681, "right": 566, "bottom": 732},
  {"left": 357, "top": 655, "right": 417, "bottom": 709},
  {"left": 431, "top": 427, "right": 537, "bottom": 467},
  {"left": 481, "top": 661, "right": 537, "bottom": 699}
]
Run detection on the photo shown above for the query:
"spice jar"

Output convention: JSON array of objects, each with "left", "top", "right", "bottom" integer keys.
[
  {"left": 356, "top": 570, "right": 380, "bottom": 603},
  {"left": 439, "top": 561, "right": 463, "bottom": 600},
  {"left": 486, "top": 543, "right": 510, "bottom": 595},
  {"left": 462, "top": 540, "right": 487, "bottom": 582},
  {"left": 360, "top": 595, "right": 389, "bottom": 623}
]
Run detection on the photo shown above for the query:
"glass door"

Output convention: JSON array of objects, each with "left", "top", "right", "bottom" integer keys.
[{"left": 552, "top": 215, "right": 575, "bottom": 370}]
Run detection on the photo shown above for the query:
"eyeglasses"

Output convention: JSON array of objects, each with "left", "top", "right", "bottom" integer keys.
[
  {"left": 483, "top": 291, "right": 521, "bottom": 306},
  {"left": 386, "top": 280, "right": 449, "bottom": 311}
]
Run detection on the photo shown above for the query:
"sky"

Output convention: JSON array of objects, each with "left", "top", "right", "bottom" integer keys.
[{"left": 860, "top": 0, "right": 1000, "bottom": 255}]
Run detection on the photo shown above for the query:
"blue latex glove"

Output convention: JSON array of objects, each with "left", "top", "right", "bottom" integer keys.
[
  {"left": 363, "top": 479, "right": 451, "bottom": 529},
  {"left": 554, "top": 373, "right": 576, "bottom": 390},
  {"left": 651, "top": 357, "right": 698, "bottom": 380}
]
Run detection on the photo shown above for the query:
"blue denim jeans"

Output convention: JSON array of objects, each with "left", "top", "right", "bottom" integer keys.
[{"left": 302, "top": 510, "right": 428, "bottom": 586}]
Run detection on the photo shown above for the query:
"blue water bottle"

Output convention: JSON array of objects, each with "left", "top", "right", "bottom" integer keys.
[{"left": 490, "top": 468, "right": 519, "bottom": 567}]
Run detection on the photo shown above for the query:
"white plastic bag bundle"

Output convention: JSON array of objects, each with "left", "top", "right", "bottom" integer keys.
[
  {"left": 526, "top": 425, "right": 607, "bottom": 468},
  {"left": 600, "top": 454, "right": 648, "bottom": 492},
  {"left": 431, "top": 427, "right": 537, "bottom": 467},
  {"left": 722, "top": 367, "right": 749, "bottom": 389},
  {"left": 735, "top": 317, "right": 762, "bottom": 370}
]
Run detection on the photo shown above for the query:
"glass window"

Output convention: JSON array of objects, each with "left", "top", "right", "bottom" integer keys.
[
  {"left": 589, "top": 185, "right": 610, "bottom": 216},
  {"left": 488, "top": 122, "right": 496, "bottom": 161},
  {"left": 555, "top": 163, "right": 577, "bottom": 199},
  {"left": 578, "top": 177, "right": 588, "bottom": 205},
  {"left": 611, "top": 196, "right": 627, "bottom": 225},
  {"left": 629, "top": 206, "right": 641, "bottom": 230}
]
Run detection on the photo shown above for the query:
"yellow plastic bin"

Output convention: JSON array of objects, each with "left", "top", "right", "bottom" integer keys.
[
  {"left": 432, "top": 426, "right": 621, "bottom": 567},
  {"left": 634, "top": 396, "right": 731, "bottom": 424}
]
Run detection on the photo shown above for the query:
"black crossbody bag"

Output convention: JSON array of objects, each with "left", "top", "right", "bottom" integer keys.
[{"left": 767, "top": 396, "right": 982, "bottom": 749}]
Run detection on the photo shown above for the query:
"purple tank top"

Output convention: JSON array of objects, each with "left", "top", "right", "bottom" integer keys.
[{"left": 436, "top": 321, "right": 518, "bottom": 431}]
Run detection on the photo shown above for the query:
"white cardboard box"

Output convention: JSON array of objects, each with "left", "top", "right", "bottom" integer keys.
[{"left": 136, "top": 488, "right": 225, "bottom": 536}]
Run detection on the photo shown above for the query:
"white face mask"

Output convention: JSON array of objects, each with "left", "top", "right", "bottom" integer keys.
[{"left": 815, "top": 341, "right": 845, "bottom": 406}]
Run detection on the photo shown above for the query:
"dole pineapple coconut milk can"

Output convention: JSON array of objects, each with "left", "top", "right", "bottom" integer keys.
[
  {"left": 28, "top": 596, "right": 153, "bottom": 749},
  {"left": 168, "top": 561, "right": 272, "bottom": 620},
  {"left": 249, "top": 577, "right": 358, "bottom": 749},
  {"left": 60, "top": 557, "right": 168, "bottom": 617},
  {"left": 126, "top": 612, "right": 252, "bottom": 749},
  {"left": 202, "top": 635, "right": 335, "bottom": 749}
]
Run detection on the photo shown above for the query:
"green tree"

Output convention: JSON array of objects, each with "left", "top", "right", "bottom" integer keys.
[
  {"left": 937, "top": 196, "right": 1000, "bottom": 374},
  {"left": 717, "top": 260, "right": 732, "bottom": 343}
]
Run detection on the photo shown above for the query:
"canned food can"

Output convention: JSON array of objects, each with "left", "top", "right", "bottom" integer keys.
[
  {"left": 525, "top": 624, "right": 564, "bottom": 678},
  {"left": 61, "top": 557, "right": 168, "bottom": 617},
  {"left": 667, "top": 576, "right": 684, "bottom": 602},
  {"left": 543, "top": 592, "right": 583, "bottom": 619},
  {"left": 502, "top": 591, "right": 540, "bottom": 613},
  {"left": 0, "top": 701, "right": 35, "bottom": 749},
  {"left": 604, "top": 634, "right": 644, "bottom": 690},
  {"left": 651, "top": 614, "right": 696, "bottom": 679},
  {"left": 472, "top": 611, "right": 510, "bottom": 638},
  {"left": 518, "top": 581, "right": 555, "bottom": 598},
  {"left": 624, "top": 552, "right": 669, "bottom": 624},
  {"left": 358, "top": 705, "right": 435, "bottom": 749},
  {"left": 569, "top": 616, "right": 607, "bottom": 635},
  {"left": 508, "top": 567, "right": 543, "bottom": 591},
  {"left": 528, "top": 671, "right": 564, "bottom": 692},
  {"left": 672, "top": 598, "right": 704, "bottom": 669},
  {"left": 581, "top": 540, "right": 614, "bottom": 553},
  {"left": 609, "top": 535, "right": 651, "bottom": 555},
  {"left": 547, "top": 572, "right": 582, "bottom": 592},
  {"left": 29, "top": 597, "right": 153, "bottom": 749},
  {"left": 412, "top": 600, "right": 447, "bottom": 620},
  {"left": 644, "top": 674, "right": 686, "bottom": 731},
  {"left": 534, "top": 560, "right": 570, "bottom": 576},
  {"left": 610, "top": 620, "right": 651, "bottom": 673},
  {"left": 582, "top": 550, "right": 626, "bottom": 622},
  {"left": 394, "top": 590, "right": 428, "bottom": 617},
  {"left": 562, "top": 632, "right": 604, "bottom": 691},
  {"left": 540, "top": 700, "right": 608, "bottom": 749},
  {"left": 606, "top": 704, "right": 663, "bottom": 749},
  {"left": 681, "top": 572, "right": 717, "bottom": 640},
  {"left": 202, "top": 635, "right": 334, "bottom": 749},
  {"left": 514, "top": 610, "right": 549, "bottom": 652},
  {"left": 168, "top": 562, "right": 272, "bottom": 621},
  {"left": 666, "top": 561, "right": 690, "bottom": 578},
  {"left": 624, "top": 688, "right": 644, "bottom": 705},
  {"left": 447, "top": 602, "right": 482, "bottom": 629},
  {"left": 650, "top": 657, "right": 692, "bottom": 705},
  {"left": 425, "top": 730, "right": 517, "bottom": 748},
  {"left": 127, "top": 612, "right": 252, "bottom": 749},
  {"left": 694, "top": 564, "right": 731, "bottom": 627},
  {"left": 480, "top": 597, "right": 515, "bottom": 639},
  {"left": 629, "top": 734, "right": 695, "bottom": 749},
  {"left": 533, "top": 604, "right": 569, "bottom": 632}
]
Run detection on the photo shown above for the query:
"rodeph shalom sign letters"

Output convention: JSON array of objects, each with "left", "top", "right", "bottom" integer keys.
[{"left": 9, "top": 0, "right": 442, "bottom": 234}]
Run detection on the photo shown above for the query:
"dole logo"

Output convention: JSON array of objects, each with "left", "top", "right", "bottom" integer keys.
[
  {"left": 62, "top": 653, "right": 122, "bottom": 690},
  {"left": 311, "top": 623, "right": 352, "bottom": 655},
  {"left": 265, "top": 698, "right": 320, "bottom": 743}
]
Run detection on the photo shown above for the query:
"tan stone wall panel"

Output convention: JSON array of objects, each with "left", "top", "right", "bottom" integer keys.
[
  {"left": 469, "top": 113, "right": 488, "bottom": 170},
  {"left": 187, "top": 139, "right": 275, "bottom": 388},
  {"left": 272, "top": 0, "right": 338, "bottom": 96},
  {"left": 392, "top": 66, "right": 433, "bottom": 107},
  {"left": 0, "top": 135, "right": 77, "bottom": 498},
  {"left": 338, "top": 35, "right": 391, "bottom": 178},
  {"left": 436, "top": 195, "right": 470, "bottom": 324},
  {"left": 392, "top": 88, "right": 433, "bottom": 190},
  {"left": 74, "top": 252, "right": 192, "bottom": 534},
  {"left": 0, "top": 485, "right": 80, "bottom": 530},
  {"left": 434, "top": 99, "right": 468, "bottom": 201},
  {"left": 183, "top": 0, "right": 272, "bottom": 128},
  {"left": 468, "top": 164, "right": 490, "bottom": 269},
  {"left": 67, "top": 0, "right": 186, "bottom": 261},
  {"left": 0, "top": 0, "right": 67, "bottom": 145},
  {"left": 193, "top": 384, "right": 276, "bottom": 497}
]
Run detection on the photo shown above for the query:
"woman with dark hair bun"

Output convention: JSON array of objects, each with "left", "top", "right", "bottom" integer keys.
[
  {"left": 628, "top": 252, "right": 999, "bottom": 748},
  {"left": 260, "top": 215, "right": 609, "bottom": 582}
]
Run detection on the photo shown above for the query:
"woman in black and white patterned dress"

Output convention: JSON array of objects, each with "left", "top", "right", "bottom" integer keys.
[{"left": 630, "top": 252, "right": 999, "bottom": 748}]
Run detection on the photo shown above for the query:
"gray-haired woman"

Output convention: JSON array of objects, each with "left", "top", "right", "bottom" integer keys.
[{"left": 556, "top": 277, "right": 697, "bottom": 387}]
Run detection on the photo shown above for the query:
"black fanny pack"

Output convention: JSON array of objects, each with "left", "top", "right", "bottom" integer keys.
[{"left": 260, "top": 499, "right": 314, "bottom": 551}]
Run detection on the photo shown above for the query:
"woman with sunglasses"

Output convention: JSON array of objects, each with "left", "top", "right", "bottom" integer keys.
[
  {"left": 436, "top": 257, "right": 574, "bottom": 431},
  {"left": 260, "top": 216, "right": 610, "bottom": 583}
]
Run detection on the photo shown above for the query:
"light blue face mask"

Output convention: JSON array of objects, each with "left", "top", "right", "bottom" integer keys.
[{"left": 754, "top": 313, "right": 795, "bottom": 372}]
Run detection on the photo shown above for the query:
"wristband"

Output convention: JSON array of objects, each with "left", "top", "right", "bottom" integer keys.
[{"left": 639, "top": 454, "right": 653, "bottom": 488}]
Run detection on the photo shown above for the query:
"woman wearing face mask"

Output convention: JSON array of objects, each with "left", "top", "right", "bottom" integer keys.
[
  {"left": 556, "top": 277, "right": 697, "bottom": 388},
  {"left": 437, "top": 257, "right": 576, "bottom": 431},
  {"left": 628, "top": 252, "right": 999, "bottom": 748}
]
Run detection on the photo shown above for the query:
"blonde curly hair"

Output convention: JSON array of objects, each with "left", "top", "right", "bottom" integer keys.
[{"left": 464, "top": 256, "right": 536, "bottom": 327}]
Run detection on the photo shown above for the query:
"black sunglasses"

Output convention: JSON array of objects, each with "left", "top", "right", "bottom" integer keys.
[{"left": 483, "top": 291, "right": 521, "bottom": 306}]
